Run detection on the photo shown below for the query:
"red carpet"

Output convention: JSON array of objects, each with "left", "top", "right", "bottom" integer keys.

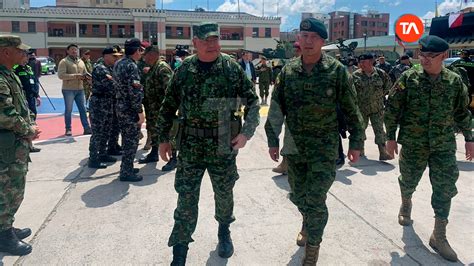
[{"left": 35, "top": 114, "right": 87, "bottom": 141}]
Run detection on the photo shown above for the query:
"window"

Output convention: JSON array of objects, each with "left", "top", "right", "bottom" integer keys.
[
  {"left": 130, "top": 25, "right": 134, "bottom": 36},
  {"left": 341, "top": 21, "right": 344, "bottom": 26},
  {"left": 341, "top": 31, "right": 344, "bottom": 36},
  {"left": 252, "top": 27, "right": 259, "bottom": 37},
  {"left": 265, "top": 28, "right": 271, "bottom": 38},
  {"left": 92, "top": 25, "right": 100, "bottom": 35},
  {"left": 118, "top": 25, "right": 125, "bottom": 37},
  {"left": 12, "top": 21, "right": 20, "bottom": 32},
  {"left": 361, "top": 21, "right": 367, "bottom": 26},
  {"left": 166, "top": 26, "right": 172, "bottom": 37},
  {"left": 27, "top": 22, "right": 36, "bottom": 33},
  {"left": 370, "top": 21, "right": 376, "bottom": 27},
  {"left": 176, "top": 27, "right": 183, "bottom": 37},
  {"left": 96, "top": 0, "right": 100, "bottom": 4},
  {"left": 79, "top": 24, "right": 87, "bottom": 35}
]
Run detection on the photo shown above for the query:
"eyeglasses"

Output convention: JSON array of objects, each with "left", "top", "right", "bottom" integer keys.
[{"left": 419, "top": 52, "right": 444, "bottom": 59}]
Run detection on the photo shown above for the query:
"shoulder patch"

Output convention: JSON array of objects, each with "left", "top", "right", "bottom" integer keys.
[{"left": 394, "top": 82, "right": 405, "bottom": 91}]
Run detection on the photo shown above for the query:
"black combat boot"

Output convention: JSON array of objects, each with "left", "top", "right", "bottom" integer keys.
[
  {"left": 138, "top": 146, "right": 159, "bottom": 164},
  {"left": 0, "top": 228, "right": 32, "bottom": 256},
  {"left": 217, "top": 223, "right": 234, "bottom": 258},
  {"left": 119, "top": 174, "right": 143, "bottom": 182},
  {"left": 14, "top": 227, "right": 32, "bottom": 240},
  {"left": 162, "top": 152, "right": 178, "bottom": 171},
  {"left": 99, "top": 154, "right": 117, "bottom": 163},
  {"left": 170, "top": 244, "right": 188, "bottom": 266},
  {"left": 88, "top": 159, "right": 107, "bottom": 169}
]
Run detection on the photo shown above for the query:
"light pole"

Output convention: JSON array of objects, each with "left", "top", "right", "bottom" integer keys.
[{"left": 363, "top": 32, "right": 367, "bottom": 51}]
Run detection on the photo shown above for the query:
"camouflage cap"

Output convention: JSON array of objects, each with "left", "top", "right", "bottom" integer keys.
[
  {"left": 0, "top": 35, "right": 31, "bottom": 50},
  {"left": 144, "top": 45, "right": 160, "bottom": 55},
  {"left": 419, "top": 35, "right": 449, "bottom": 53},
  {"left": 193, "top": 22, "right": 219, "bottom": 40},
  {"left": 299, "top": 18, "right": 328, "bottom": 39}
]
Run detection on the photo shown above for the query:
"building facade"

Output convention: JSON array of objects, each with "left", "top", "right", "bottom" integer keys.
[
  {"left": 0, "top": 7, "right": 280, "bottom": 62},
  {"left": 329, "top": 11, "right": 389, "bottom": 42},
  {"left": 56, "top": 0, "right": 155, "bottom": 9}
]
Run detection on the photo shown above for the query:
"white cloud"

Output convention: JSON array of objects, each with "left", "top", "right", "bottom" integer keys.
[
  {"left": 163, "top": 0, "right": 173, "bottom": 4},
  {"left": 337, "top": 6, "right": 350, "bottom": 12}
]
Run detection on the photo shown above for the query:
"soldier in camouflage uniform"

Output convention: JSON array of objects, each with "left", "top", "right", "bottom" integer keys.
[
  {"left": 388, "top": 55, "right": 411, "bottom": 82},
  {"left": 113, "top": 38, "right": 145, "bottom": 182},
  {"left": 0, "top": 35, "right": 41, "bottom": 255},
  {"left": 385, "top": 35, "right": 474, "bottom": 262},
  {"left": 375, "top": 55, "right": 392, "bottom": 74},
  {"left": 81, "top": 50, "right": 93, "bottom": 108},
  {"left": 256, "top": 56, "right": 272, "bottom": 105},
  {"left": 87, "top": 47, "right": 122, "bottom": 169},
  {"left": 157, "top": 22, "right": 259, "bottom": 265},
  {"left": 265, "top": 18, "right": 364, "bottom": 264},
  {"left": 352, "top": 53, "right": 393, "bottom": 160},
  {"left": 138, "top": 45, "right": 174, "bottom": 168}
]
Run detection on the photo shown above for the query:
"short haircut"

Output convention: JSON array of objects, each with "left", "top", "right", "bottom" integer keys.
[{"left": 67, "top": 43, "right": 78, "bottom": 50}]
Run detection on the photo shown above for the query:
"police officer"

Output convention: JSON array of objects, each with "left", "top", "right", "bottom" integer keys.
[
  {"left": 256, "top": 56, "right": 272, "bottom": 105},
  {"left": 14, "top": 51, "right": 41, "bottom": 152},
  {"left": 265, "top": 18, "right": 364, "bottom": 264},
  {"left": 385, "top": 35, "right": 473, "bottom": 262},
  {"left": 106, "top": 44, "right": 124, "bottom": 156},
  {"left": 157, "top": 22, "right": 260, "bottom": 265},
  {"left": 352, "top": 53, "right": 393, "bottom": 160},
  {"left": 87, "top": 46, "right": 122, "bottom": 169},
  {"left": 113, "top": 38, "right": 145, "bottom": 182},
  {"left": 0, "top": 35, "right": 41, "bottom": 255}
]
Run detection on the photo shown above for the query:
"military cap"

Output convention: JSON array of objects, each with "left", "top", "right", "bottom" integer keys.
[
  {"left": 102, "top": 46, "right": 122, "bottom": 56},
  {"left": 400, "top": 55, "right": 410, "bottom": 60},
  {"left": 193, "top": 22, "right": 219, "bottom": 40},
  {"left": 358, "top": 53, "right": 374, "bottom": 61},
  {"left": 419, "top": 35, "right": 449, "bottom": 53},
  {"left": 144, "top": 45, "right": 160, "bottom": 54},
  {"left": 260, "top": 56, "right": 267, "bottom": 60},
  {"left": 0, "top": 35, "right": 30, "bottom": 50},
  {"left": 299, "top": 18, "right": 328, "bottom": 39},
  {"left": 124, "top": 38, "right": 144, "bottom": 49}
]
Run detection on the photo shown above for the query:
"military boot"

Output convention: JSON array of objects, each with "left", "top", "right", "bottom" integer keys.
[
  {"left": 378, "top": 144, "right": 393, "bottom": 161},
  {"left": 138, "top": 146, "right": 159, "bottom": 164},
  {"left": 217, "top": 223, "right": 234, "bottom": 258},
  {"left": 302, "top": 244, "right": 320, "bottom": 265},
  {"left": 162, "top": 152, "right": 178, "bottom": 171},
  {"left": 398, "top": 196, "right": 413, "bottom": 226},
  {"left": 272, "top": 156, "right": 288, "bottom": 175},
  {"left": 296, "top": 221, "right": 307, "bottom": 247},
  {"left": 170, "top": 244, "right": 188, "bottom": 266},
  {"left": 0, "top": 228, "right": 32, "bottom": 256},
  {"left": 88, "top": 159, "right": 107, "bottom": 169},
  {"left": 14, "top": 227, "right": 32, "bottom": 240},
  {"left": 429, "top": 218, "right": 458, "bottom": 262},
  {"left": 119, "top": 173, "right": 143, "bottom": 182},
  {"left": 99, "top": 154, "right": 117, "bottom": 163}
]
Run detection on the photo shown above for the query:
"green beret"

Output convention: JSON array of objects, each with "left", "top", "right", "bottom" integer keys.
[
  {"left": 193, "top": 22, "right": 219, "bottom": 40},
  {"left": 299, "top": 18, "right": 328, "bottom": 39},
  {"left": 0, "top": 35, "right": 30, "bottom": 50},
  {"left": 144, "top": 45, "right": 160, "bottom": 54},
  {"left": 419, "top": 35, "right": 449, "bottom": 53}
]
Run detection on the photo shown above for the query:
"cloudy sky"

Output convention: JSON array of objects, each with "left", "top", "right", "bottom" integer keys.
[{"left": 31, "top": 0, "right": 474, "bottom": 31}]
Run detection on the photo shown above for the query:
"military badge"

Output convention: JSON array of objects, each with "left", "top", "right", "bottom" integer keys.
[{"left": 301, "top": 20, "right": 311, "bottom": 30}]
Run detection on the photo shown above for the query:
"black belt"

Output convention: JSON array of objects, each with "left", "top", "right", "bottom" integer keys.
[{"left": 184, "top": 127, "right": 219, "bottom": 138}]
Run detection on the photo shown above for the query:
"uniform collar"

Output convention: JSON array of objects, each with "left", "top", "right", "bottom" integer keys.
[
  {"left": 0, "top": 64, "right": 12, "bottom": 74},
  {"left": 294, "top": 53, "right": 331, "bottom": 73},
  {"left": 187, "top": 53, "right": 225, "bottom": 74}
]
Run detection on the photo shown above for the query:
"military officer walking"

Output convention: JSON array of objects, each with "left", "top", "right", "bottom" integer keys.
[
  {"left": 352, "top": 53, "right": 393, "bottom": 160},
  {"left": 0, "top": 35, "right": 41, "bottom": 255},
  {"left": 87, "top": 46, "right": 122, "bottom": 169},
  {"left": 385, "top": 35, "right": 473, "bottom": 262},
  {"left": 265, "top": 18, "right": 364, "bottom": 264},
  {"left": 157, "top": 22, "right": 260, "bottom": 265},
  {"left": 113, "top": 38, "right": 145, "bottom": 182},
  {"left": 256, "top": 56, "right": 272, "bottom": 105}
]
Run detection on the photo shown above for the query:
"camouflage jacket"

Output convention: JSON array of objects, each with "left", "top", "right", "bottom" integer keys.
[
  {"left": 256, "top": 64, "right": 272, "bottom": 84},
  {"left": 157, "top": 53, "right": 260, "bottom": 143},
  {"left": 113, "top": 56, "right": 143, "bottom": 114},
  {"left": 265, "top": 54, "right": 365, "bottom": 158},
  {"left": 385, "top": 67, "right": 473, "bottom": 150},
  {"left": 91, "top": 62, "right": 116, "bottom": 97},
  {"left": 352, "top": 67, "right": 392, "bottom": 115},
  {"left": 143, "top": 60, "right": 173, "bottom": 105},
  {"left": 389, "top": 63, "right": 411, "bottom": 82}
]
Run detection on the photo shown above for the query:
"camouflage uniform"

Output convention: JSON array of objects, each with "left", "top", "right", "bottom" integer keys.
[
  {"left": 82, "top": 58, "right": 93, "bottom": 101},
  {"left": 256, "top": 62, "right": 272, "bottom": 103},
  {"left": 385, "top": 67, "right": 472, "bottom": 219},
  {"left": 113, "top": 56, "right": 144, "bottom": 177},
  {"left": 88, "top": 61, "right": 116, "bottom": 162},
  {"left": 265, "top": 54, "right": 364, "bottom": 246},
  {"left": 13, "top": 64, "right": 39, "bottom": 116},
  {"left": 157, "top": 53, "right": 260, "bottom": 247},
  {"left": 352, "top": 67, "right": 392, "bottom": 148},
  {"left": 389, "top": 63, "right": 411, "bottom": 83},
  {"left": 375, "top": 62, "right": 392, "bottom": 75}
]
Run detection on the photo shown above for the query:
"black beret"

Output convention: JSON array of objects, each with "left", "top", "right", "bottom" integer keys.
[
  {"left": 419, "top": 35, "right": 449, "bottom": 53},
  {"left": 299, "top": 18, "right": 328, "bottom": 39},
  {"left": 358, "top": 53, "right": 374, "bottom": 61},
  {"left": 124, "top": 38, "right": 143, "bottom": 49},
  {"left": 461, "top": 49, "right": 471, "bottom": 56}
]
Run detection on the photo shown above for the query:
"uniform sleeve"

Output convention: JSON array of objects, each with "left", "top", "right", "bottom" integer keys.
[
  {"left": 125, "top": 63, "right": 144, "bottom": 114},
  {"left": 0, "top": 79, "right": 35, "bottom": 137},
  {"left": 157, "top": 63, "right": 173, "bottom": 98},
  {"left": 382, "top": 70, "right": 393, "bottom": 95},
  {"left": 57, "top": 59, "right": 76, "bottom": 80},
  {"left": 337, "top": 66, "right": 365, "bottom": 150},
  {"left": 237, "top": 65, "right": 260, "bottom": 139},
  {"left": 157, "top": 71, "right": 181, "bottom": 143},
  {"left": 453, "top": 77, "right": 473, "bottom": 142},
  {"left": 384, "top": 74, "right": 408, "bottom": 141},
  {"left": 264, "top": 68, "right": 285, "bottom": 148}
]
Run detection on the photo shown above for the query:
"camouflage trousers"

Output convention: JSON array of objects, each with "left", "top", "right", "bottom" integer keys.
[
  {"left": 117, "top": 112, "right": 140, "bottom": 177},
  {"left": 399, "top": 146, "right": 458, "bottom": 219},
  {"left": 107, "top": 100, "right": 120, "bottom": 150},
  {"left": 0, "top": 162, "right": 27, "bottom": 231},
  {"left": 361, "top": 111, "right": 386, "bottom": 145},
  {"left": 88, "top": 96, "right": 113, "bottom": 160},
  {"left": 168, "top": 152, "right": 239, "bottom": 247},
  {"left": 259, "top": 82, "right": 270, "bottom": 99},
  {"left": 287, "top": 157, "right": 336, "bottom": 246},
  {"left": 143, "top": 101, "right": 160, "bottom": 146}
]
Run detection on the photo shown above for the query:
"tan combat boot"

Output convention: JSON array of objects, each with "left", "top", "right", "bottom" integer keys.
[
  {"left": 378, "top": 144, "right": 393, "bottom": 161},
  {"left": 302, "top": 244, "right": 320, "bottom": 265},
  {"left": 398, "top": 196, "right": 413, "bottom": 226},
  {"left": 429, "top": 218, "right": 458, "bottom": 262},
  {"left": 272, "top": 156, "right": 288, "bottom": 175},
  {"left": 296, "top": 222, "right": 307, "bottom": 247}
]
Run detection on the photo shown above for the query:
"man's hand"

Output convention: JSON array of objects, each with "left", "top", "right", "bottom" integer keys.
[
  {"left": 26, "top": 126, "right": 41, "bottom": 141},
  {"left": 231, "top": 134, "right": 248, "bottom": 150},
  {"left": 347, "top": 149, "right": 360, "bottom": 163},
  {"left": 466, "top": 142, "right": 474, "bottom": 161},
  {"left": 386, "top": 140, "right": 398, "bottom": 159},
  {"left": 159, "top": 142, "right": 172, "bottom": 162},
  {"left": 137, "top": 112, "right": 145, "bottom": 126},
  {"left": 268, "top": 147, "right": 279, "bottom": 162},
  {"left": 36, "top": 97, "right": 41, "bottom": 107}
]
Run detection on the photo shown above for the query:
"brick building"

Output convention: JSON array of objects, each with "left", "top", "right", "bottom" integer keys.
[{"left": 329, "top": 11, "right": 389, "bottom": 42}]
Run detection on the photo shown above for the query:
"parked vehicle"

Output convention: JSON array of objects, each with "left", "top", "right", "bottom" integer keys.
[
  {"left": 443, "top": 57, "right": 461, "bottom": 66},
  {"left": 37, "top": 56, "right": 57, "bottom": 74}
]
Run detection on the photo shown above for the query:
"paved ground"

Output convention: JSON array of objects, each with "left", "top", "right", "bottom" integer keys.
[{"left": 0, "top": 74, "right": 473, "bottom": 265}]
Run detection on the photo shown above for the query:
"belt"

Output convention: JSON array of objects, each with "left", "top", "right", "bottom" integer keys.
[{"left": 184, "top": 127, "right": 219, "bottom": 138}]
